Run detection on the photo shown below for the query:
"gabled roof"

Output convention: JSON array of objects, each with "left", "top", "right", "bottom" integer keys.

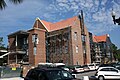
[
  {"left": 48, "top": 16, "right": 78, "bottom": 32},
  {"left": 32, "top": 18, "right": 51, "bottom": 32},
  {"left": 41, "top": 20, "right": 52, "bottom": 31},
  {"left": 93, "top": 34, "right": 109, "bottom": 43},
  {"left": 36, "top": 16, "right": 78, "bottom": 32}
]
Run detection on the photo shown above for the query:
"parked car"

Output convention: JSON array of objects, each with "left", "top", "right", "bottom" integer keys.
[
  {"left": 98, "top": 63, "right": 112, "bottom": 67},
  {"left": 97, "top": 63, "right": 113, "bottom": 70},
  {"left": 82, "top": 65, "right": 90, "bottom": 72},
  {"left": 110, "top": 62, "right": 120, "bottom": 68},
  {"left": 24, "top": 67, "right": 80, "bottom": 80},
  {"left": 95, "top": 63, "right": 99, "bottom": 70},
  {"left": 61, "top": 66, "right": 70, "bottom": 71},
  {"left": 53, "top": 63, "right": 70, "bottom": 71},
  {"left": 95, "top": 67, "right": 120, "bottom": 80},
  {"left": 0, "top": 67, "right": 23, "bottom": 80},
  {"left": 68, "top": 65, "right": 84, "bottom": 73},
  {"left": 87, "top": 64, "right": 96, "bottom": 71},
  {"left": 38, "top": 63, "right": 69, "bottom": 71}
]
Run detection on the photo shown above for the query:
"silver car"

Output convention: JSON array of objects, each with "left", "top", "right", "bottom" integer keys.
[{"left": 0, "top": 67, "right": 23, "bottom": 80}]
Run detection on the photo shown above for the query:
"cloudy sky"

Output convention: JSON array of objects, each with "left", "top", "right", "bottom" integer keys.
[{"left": 0, "top": 0, "right": 120, "bottom": 48}]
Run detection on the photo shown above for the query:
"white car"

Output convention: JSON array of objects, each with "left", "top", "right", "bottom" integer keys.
[
  {"left": 95, "top": 67, "right": 120, "bottom": 80},
  {"left": 70, "top": 65, "right": 84, "bottom": 73},
  {"left": 74, "top": 66, "right": 84, "bottom": 73},
  {"left": 95, "top": 63, "right": 99, "bottom": 69},
  {"left": 87, "top": 64, "right": 96, "bottom": 70},
  {"left": 82, "top": 65, "right": 90, "bottom": 72}
]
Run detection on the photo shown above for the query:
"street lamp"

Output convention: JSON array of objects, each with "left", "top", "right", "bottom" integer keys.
[{"left": 111, "top": 9, "right": 120, "bottom": 25}]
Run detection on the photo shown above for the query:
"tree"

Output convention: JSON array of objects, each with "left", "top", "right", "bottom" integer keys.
[
  {"left": 114, "top": 49, "right": 120, "bottom": 61},
  {"left": 111, "top": 43, "right": 120, "bottom": 61},
  {"left": 0, "top": 0, "right": 23, "bottom": 10},
  {"left": 111, "top": 43, "right": 117, "bottom": 53},
  {"left": 0, "top": 37, "right": 7, "bottom": 66},
  {"left": 0, "top": 37, "right": 6, "bottom": 49}
]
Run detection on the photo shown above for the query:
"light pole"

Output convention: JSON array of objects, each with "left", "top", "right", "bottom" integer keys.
[{"left": 111, "top": 9, "right": 120, "bottom": 25}]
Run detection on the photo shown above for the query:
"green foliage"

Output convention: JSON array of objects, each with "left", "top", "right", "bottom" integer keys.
[
  {"left": 0, "top": 37, "right": 6, "bottom": 49},
  {"left": 0, "top": 0, "right": 23, "bottom": 10},
  {"left": 115, "top": 49, "right": 120, "bottom": 61},
  {"left": 111, "top": 43, "right": 118, "bottom": 53},
  {"left": 0, "top": 37, "right": 4, "bottom": 47},
  {"left": 0, "top": 0, "right": 6, "bottom": 10},
  {"left": 111, "top": 43, "right": 120, "bottom": 61},
  {"left": 0, "top": 37, "right": 7, "bottom": 66}
]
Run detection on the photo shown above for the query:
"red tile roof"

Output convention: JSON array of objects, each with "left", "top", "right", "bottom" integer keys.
[
  {"left": 41, "top": 16, "right": 78, "bottom": 32},
  {"left": 41, "top": 20, "right": 52, "bottom": 31},
  {"left": 93, "top": 34, "right": 109, "bottom": 43}
]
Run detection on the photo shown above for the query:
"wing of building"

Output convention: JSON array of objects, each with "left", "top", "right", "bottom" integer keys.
[{"left": 89, "top": 33, "right": 113, "bottom": 64}]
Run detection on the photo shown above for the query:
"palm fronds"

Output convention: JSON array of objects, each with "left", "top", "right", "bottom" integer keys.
[
  {"left": 0, "top": 0, "right": 23, "bottom": 10},
  {"left": 0, "top": 0, "right": 7, "bottom": 10},
  {"left": 9, "top": 0, "right": 23, "bottom": 4}
]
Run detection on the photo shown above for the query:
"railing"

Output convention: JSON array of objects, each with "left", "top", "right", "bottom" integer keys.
[
  {"left": 9, "top": 49, "right": 26, "bottom": 54},
  {"left": 9, "top": 59, "right": 28, "bottom": 64}
]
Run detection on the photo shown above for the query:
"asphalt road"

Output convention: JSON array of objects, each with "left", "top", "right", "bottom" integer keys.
[{"left": 75, "top": 70, "right": 97, "bottom": 80}]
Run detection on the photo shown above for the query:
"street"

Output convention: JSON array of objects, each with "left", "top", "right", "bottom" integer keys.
[
  {"left": 75, "top": 70, "right": 96, "bottom": 80},
  {"left": 75, "top": 70, "right": 119, "bottom": 80}
]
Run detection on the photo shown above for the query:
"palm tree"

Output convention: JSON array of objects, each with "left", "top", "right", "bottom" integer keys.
[{"left": 0, "top": 0, "right": 23, "bottom": 10}]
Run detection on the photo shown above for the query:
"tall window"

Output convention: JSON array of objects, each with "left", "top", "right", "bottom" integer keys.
[
  {"left": 65, "top": 46, "right": 68, "bottom": 53},
  {"left": 32, "top": 34, "right": 39, "bottom": 47},
  {"left": 34, "top": 47, "right": 37, "bottom": 55},
  {"left": 76, "top": 46, "right": 79, "bottom": 53},
  {"left": 81, "top": 35, "right": 85, "bottom": 42},
  {"left": 32, "top": 34, "right": 38, "bottom": 55},
  {"left": 76, "top": 61, "right": 79, "bottom": 65},
  {"left": 74, "top": 32, "right": 77, "bottom": 40}
]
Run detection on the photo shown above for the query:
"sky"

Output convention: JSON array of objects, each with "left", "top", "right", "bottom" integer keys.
[{"left": 0, "top": 0, "right": 120, "bottom": 48}]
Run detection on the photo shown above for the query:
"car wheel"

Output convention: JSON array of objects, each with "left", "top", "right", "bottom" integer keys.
[{"left": 98, "top": 76, "right": 104, "bottom": 80}]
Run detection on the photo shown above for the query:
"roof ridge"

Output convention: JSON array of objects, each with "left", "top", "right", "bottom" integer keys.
[
  {"left": 93, "top": 34, "right": 109, "bottom": 43},
  {"left": 38, "top": 16, "right": 78, "bottom": 32}
]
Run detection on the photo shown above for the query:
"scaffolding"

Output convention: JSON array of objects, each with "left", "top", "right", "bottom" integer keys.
[{"left": 46, "top": 27, "right": 70, "bottom": 64}]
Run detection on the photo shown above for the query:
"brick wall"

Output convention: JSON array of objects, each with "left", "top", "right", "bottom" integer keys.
[
  {"left": 28, "top": 28, "right": 46, "bottom": 66},
  {"left": 70, "top": 17, "right": 91, "bottom": 65}
]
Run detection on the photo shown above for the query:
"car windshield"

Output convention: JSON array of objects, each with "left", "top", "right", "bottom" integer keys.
[
  {"left": 82, "top": 65, "right": 88, "bottom": 67},
  {"left": 46, "top": 70, "right": 74, "bottom": 80},
  {"left": 0, "top": 67, "right": 22, "bottom": 78},
  {"left": 75, "top": 66, "right": 82, "bottom": 68}
]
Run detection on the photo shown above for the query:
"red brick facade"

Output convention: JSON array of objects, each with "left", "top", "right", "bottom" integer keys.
[
  {"left": 33, "top": 16, "right": 91, "bottom": 65},
  {"left": 8, "top": 16, "right": 91, "bottom": 66},
  {"left": 28, "top": 19, "right": 46, "bottom": 66}
]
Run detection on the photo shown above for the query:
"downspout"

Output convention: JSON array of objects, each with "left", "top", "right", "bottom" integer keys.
[{"left": 15, "top": 35, "right": 18, "bottom": 64}]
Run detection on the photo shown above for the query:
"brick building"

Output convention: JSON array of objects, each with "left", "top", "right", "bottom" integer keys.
[
  {"left": 8, "top": 15, "right": 91, "bottom": 66},
  {"left": 89, "top": 33, "right": 113, "bottom": 64}
]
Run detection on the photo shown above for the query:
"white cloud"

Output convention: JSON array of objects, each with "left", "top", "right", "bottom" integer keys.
[
  {"left": 101, "top": 0, "right": 107, "bottom": 5},
  {"left": 92, "top": 11, "right": 107, "bottom": 22},
  {"left": 94, "top": 0, "right": 99, "bottom": 6},
  {"left": 112, "top": 2, "right": 120, "bottom": 17},
  {"left": 0, "top": 0, "right": 120, "bottom": 36},
  {"left": 0, "top": 0, "right": 51, "bottom": 34},
  {"left": 0, "top": 0, "right": 120, "bottom": 48},
  {"left": 44, "top": 0, "right": 120, "bottom": 35}
]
